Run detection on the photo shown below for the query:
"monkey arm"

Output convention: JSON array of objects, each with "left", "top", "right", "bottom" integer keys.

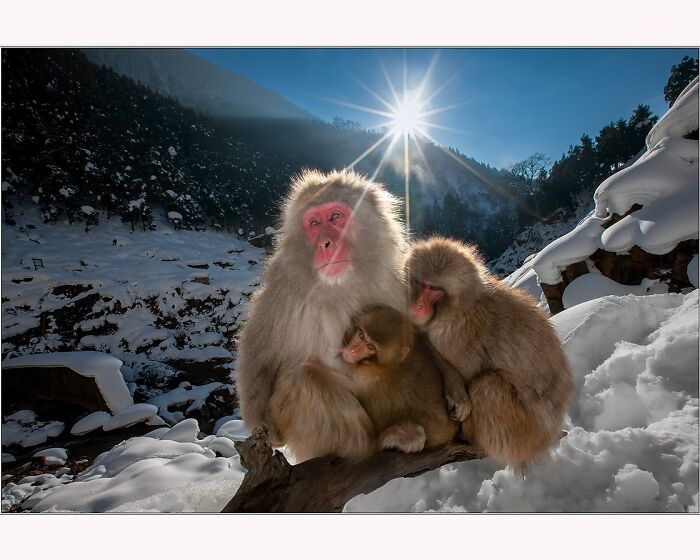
[{"left": 420, "top": 334, "right": 472, "bottom": 422}]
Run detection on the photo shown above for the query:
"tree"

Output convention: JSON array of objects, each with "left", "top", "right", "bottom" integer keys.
[
  {"left": 664, "top": 55, "right": 698, "bottom": 107},
  {"left": 509, "top": 152, "right": 551, "bottom": 216}
]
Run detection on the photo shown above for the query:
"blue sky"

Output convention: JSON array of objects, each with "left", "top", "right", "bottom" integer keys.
[{"left": 192, "top": 48, "right": 697, "bottom": 169}]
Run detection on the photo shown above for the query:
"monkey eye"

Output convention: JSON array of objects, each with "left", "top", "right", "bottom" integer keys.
[
  {"left": 330, "top": 211, "right": 342, "bottom": 222},
  {"left": 309, "top": 218, "right": 320, "bottom": 228},
  {"left": 425, "top": 283, "right": 443, "bottom": 292},
  {"left": 358, "top": 330, "right": 365, "bottom": 341},
  {"left": 367, "top": 343, "right": 376, "bottom": 352}
]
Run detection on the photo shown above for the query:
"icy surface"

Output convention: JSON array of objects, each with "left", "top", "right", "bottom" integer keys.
[
  {"left": 2, "top": 351, "right": 132, "bottom": 413},
  {"left": 346, "top": 291, "right": 698, "bottom": 512}
]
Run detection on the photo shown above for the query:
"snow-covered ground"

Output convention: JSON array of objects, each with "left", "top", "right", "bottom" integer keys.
[{"left": 2, "top": 205, "right": 265, "bottom": 375}]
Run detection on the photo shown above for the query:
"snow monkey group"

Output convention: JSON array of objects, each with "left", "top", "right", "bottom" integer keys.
[{"left": 235, "top": 169, "right": 573, "bottom": 471}]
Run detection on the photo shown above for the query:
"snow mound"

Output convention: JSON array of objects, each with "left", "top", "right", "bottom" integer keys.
[
  {"left": 20, "top": 418, "right": 245, "bottom": 513},
  {"left": 562, "top": 273, "right": 667, "bottom": 309},
  {"left": 2, "top": 351, "right": 132, "bottom": 413}
]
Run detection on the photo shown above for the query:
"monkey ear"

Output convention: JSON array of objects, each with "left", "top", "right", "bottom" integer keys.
[{"left": 399, "top": 346, "right": 411, "bottom": 363}]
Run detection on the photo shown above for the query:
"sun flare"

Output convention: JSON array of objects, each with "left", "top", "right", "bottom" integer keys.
[{"left": 390, "top": 92, "right": 426, "bottom": 137}]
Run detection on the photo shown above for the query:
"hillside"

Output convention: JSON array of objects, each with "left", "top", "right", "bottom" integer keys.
[
  {"left": 1, "top": 48, "right": 518, "bottom": 259},
  {"left": 83, "top": 48, "right": 315, "bottom": 121}
]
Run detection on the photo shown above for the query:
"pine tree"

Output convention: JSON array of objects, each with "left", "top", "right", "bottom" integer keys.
[{"left": 664, "top": 56, "right": 699, "bottom": 107}]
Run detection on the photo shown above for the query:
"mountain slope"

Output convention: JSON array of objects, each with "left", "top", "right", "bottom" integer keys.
[{"left": 83, "top": 48, "right": 315, "bottom": 121}]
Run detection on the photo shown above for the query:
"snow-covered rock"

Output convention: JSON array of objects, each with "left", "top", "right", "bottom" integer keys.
[
  {"left": 18, "top": 418, "right": 245, "bottom": 513},
  {"left": 2, "top": 351, "right": 133, "bottom": 413}
]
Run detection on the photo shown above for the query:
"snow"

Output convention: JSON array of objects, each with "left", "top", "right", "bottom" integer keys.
[
  {"left": 19, "top": 418, "right": 245, "bottom": 512},
  {"left": 596, "top": 137, "right": 698, "bottom": 255},
  {"left": 215, "top": 419, "right": 250, "bottom": 442},
  {"left": 102, "top": 403, "right": 160, "bottom": 431},
  {"left": 167, "top": 211, "right": 182, "bottom": 220},
  {"left": 562, "top": 273, "right": 667, "bottom": 309},
  {"left": 6, "top": 410, "right": 37, "bottom": 424},
  {"left": 2, "top": 414, "right": 65, "bottom": 448},
  {"left": 346, "top": 290, "right": 698, "bottom": 512},
  {"left": 33, "top": 448, "right": 68, "bottom": 466},
  {"left": 147, "top": 382, "right": 223, "bottom": 425},
  {"left": 646, "top": 76, "right": 699, "bottom": 149},
  {"left": 70, "top": 411, "right": 111, "bottom": 435},
  {"left": 2, "top": 205, "right": 265, "bottom": 371},
  {"left": 80, "top": 205, "right": 95, "bottom": 214},
  {"left": 529, "top": 78, "right": 698, "bottom": 285},
  {"left": 2, "top": 351, "right": 133, "bottom": 413},
  {"left": 168, "top": 146, "right": 177, "bottom": 157}
]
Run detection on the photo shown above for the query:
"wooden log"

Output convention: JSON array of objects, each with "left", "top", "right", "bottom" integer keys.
[{"left": 221, "top": 424, "right": 486, "bottom": 513}]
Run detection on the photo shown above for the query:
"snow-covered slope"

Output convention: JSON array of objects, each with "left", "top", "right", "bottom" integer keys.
[
  {"left": 83, "top": 48, "right": 314, "bottom": 121},
  {"left": 2, "top": 206, "right": 265, "bottom": 376}
]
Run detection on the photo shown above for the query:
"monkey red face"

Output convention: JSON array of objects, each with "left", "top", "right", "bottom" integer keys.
[
  {"left": 408, "top": 280, "right": 445, "bottom": 325},
  {"left": 340, "top": 329, "right": 376, "bottom": 364},
  {"left": 303, "top": 202, "right": 354, "bottom": 277}
]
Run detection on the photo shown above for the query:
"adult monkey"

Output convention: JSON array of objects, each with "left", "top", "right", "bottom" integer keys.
[{"left": 235, "top": 169, "right": 407, "bottom": 462}]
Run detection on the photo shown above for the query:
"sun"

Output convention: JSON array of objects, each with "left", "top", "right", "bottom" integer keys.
[{"left": 390, "top": 92, "right": 426, "bottom": 137}]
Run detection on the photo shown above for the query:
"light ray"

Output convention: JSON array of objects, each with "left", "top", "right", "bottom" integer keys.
[
  {"left": 420, "top": 129, "right": 542, "bottom": 220},
  {"left": 340, "top": 66, "right": 397, "bottom": 114},
  {"left": 420, "top": 99, "right": 473, "bottom": 117},
  {"left": 344, "top": 131, "right": 393, "bottom": 171},
  {"left": 316, "top": 96, "right": 394, "bottom": 119},
  {"left": 377, "top": 54, "right": 401, "bottom": 107}
]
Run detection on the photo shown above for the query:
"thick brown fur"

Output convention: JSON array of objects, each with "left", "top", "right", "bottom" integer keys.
[
  {"left": 407, "top": 237, "right": 574, "bottom": 471},
  {"left": 344, "top": 306, "right": 458, "bottom": 453},
  {"left": 235, "top": 169, "right": 407, "bottom": 462}
]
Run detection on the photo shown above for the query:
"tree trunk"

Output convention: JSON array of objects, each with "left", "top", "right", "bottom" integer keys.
[{"left": 221, "top": 425, "right": 486, "bottom": 513}]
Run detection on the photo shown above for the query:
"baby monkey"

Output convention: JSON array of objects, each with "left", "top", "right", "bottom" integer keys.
[{"left": 339, "top": 305, "right": 458, "bottom": 454}]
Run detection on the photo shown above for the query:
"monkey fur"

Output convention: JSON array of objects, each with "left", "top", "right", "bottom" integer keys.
[
  {"left": 407, "top": 237, "right": 574, "bottom": 471},
  {"left": 339, "top": 305, "right": 458, "bottom": 454},
  {"left": 235, "top": 169, "right": 407, "bottom": 462}
]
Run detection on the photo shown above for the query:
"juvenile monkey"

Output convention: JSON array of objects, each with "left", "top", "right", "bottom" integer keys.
[
  {"left": 406, "top": 237, "right": 573, "bottom": 471},
  {"left": 339, "top": 305, "right": 458, "bottom": 454}
]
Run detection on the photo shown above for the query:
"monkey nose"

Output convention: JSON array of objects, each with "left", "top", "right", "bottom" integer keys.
[{"left": 320, "top": 238, "right": 332, "bottom": 249}]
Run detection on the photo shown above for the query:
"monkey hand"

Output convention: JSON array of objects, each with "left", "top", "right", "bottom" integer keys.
[
  {"left": 379, "top": 422, "right": 426, "bottom": 454},
  {"left": 446, "top": 387, "right": 472, "bottom": 422}
]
